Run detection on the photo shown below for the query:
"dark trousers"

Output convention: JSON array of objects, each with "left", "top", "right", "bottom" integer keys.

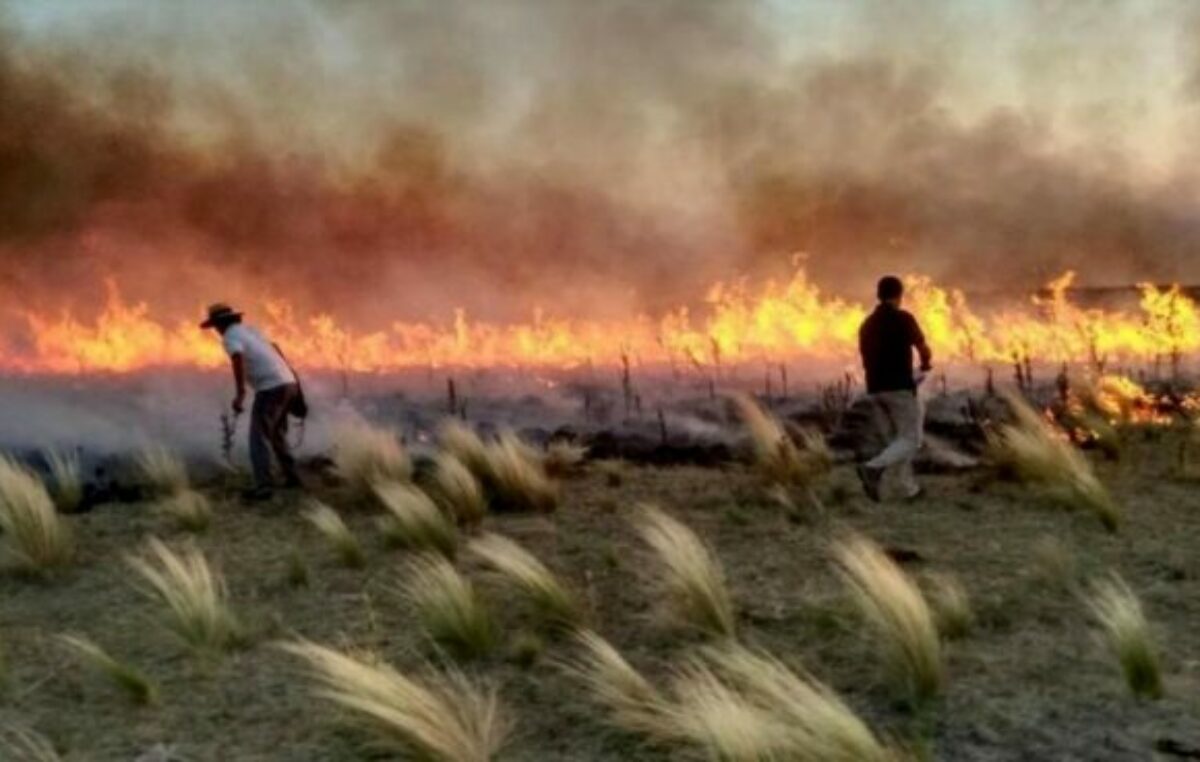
[{"left": 250, "top": 383, "right": 299, "bottom": 487}]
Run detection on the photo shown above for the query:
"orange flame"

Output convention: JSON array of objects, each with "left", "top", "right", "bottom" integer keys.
[{"left": 7, "top": 270, "right": 1200, "bottom": 375}]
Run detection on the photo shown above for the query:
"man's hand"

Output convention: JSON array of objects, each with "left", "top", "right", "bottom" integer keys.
[{"left": 232, "top": 394, "right": 245, "bottom": 414}]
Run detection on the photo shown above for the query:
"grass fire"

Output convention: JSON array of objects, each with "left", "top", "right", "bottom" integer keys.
[{"left": 2, "top": 1, "right": 1200, "bottom": 760}]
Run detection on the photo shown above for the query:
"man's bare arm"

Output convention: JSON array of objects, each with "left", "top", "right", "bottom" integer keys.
[
  {"left": 230, "top": 353, "right": 247, "bottom": 413},
  {"left": 916, "top": 340, "right": 933, "bottom": 372}
]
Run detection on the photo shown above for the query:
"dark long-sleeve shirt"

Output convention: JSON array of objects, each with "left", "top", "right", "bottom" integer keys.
[{"left": 858, "top": 304, "right": 932, "bottom": 394}]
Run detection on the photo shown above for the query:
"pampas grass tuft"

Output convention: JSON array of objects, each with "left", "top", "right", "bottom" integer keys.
[
  {"left": 304, "top": 501, "right": 365, "bottom": 568},
  {"left": 562, "top": 630, "right": 670, "bottom": 739},
  {"left": 0, "top": 725, "right": 62, "bottom": 762},
  {"left": 0, "top": 457, "right": 73, "bottom": 571},
  {"left": 1087, "top": 574, "right": 1164, "bottom": 699},
  {"left": 835, "top": 535, "right": 942, "bottom": 703},
  {"left": 374, "top": 481, "right": 458, "bottom": 558},
  {"left": 281, "top": 640, "right": 510, "bottom": 762},
  {"left": 926, "top": 572, "right": 973, "bottom": 640},
  {"left": 136, "top": 444, "right": 189, "bottom": 496},
  {"left": 439, "top": 420, "right": 493, "bottom": 480},
  {"left": 57, "top": 634, "right": 158, "bottom": 705},
  {"left": 127, "top": 538, "right": 242, "bottom": 653},
  {"left": 430, "top": 453, "right": 487, "bottom": 528},
  {"left": 43, "top": 449, "right": 82, "bottom": 513},
  {"left": 158, "top": 489, "right": 214, "bottom": 533},
  {"left": 332, "top": 421, "right": 412, "bottom": 497},
  {"left": 485, "top": 432, "right": 559, "bottom": 513},
  {"left": 405, "top": 555, "right": 496, "bottom": 659},
  {"left": 989, "top": 392, "right": 1121, "bottom": 531},
  {"left": 731, "top": 393, "right": 832, "bottom": 492},
  {"left": 543, "top": 440, "right": 588, "bottom": 478},
  {"left": 468, "top": 533, "right": 583, "bottom": 629},
  {"left": 635, "top": 505, "right": 736, "bottom": 639}
]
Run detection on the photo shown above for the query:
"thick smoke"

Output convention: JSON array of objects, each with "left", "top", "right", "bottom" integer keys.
[{"left": 0, "top": 0, "right": 1197, "bottom": 333}]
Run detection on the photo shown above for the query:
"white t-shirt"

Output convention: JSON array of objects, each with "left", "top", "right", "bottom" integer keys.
[{"left": 221, "top": 324, "right": 297, "bottom": 391}]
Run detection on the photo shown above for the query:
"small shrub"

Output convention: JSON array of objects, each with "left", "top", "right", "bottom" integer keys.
[
  {"left": 332, "top": 422, "right": 412, "bottom": 497},
  {"left": 135, "top": 444, "right": 189, "bottom": 496},
  {"left": 281, "top": 640, "right": 510, "bottom": 762},
  {"left": 127, "top": 538, "right": 242, "bottom": 654},
  {"left": 374, "top": 481, "right": 458, "bottom": 558},
  {"left": 834, "top": 534, "right": 942, "bottom": 703},
  {"left": 1087, "top": 574, "right": 1164, "bottom": 699},
  {"left": 468, "top": 533, "right": 583, "bottom": 629},
  {"left": 304, "top": 501, "right": 365, "bottom": 568},
  {"left": 635, "top": 505, "right": 735, "bottom": 639},
  {"left": 405, "top": 555, "right": 496, "bottom": 660},
  {"left": 44, "top": 449, "right": 82, "bottom": 513},
  {"left": 158, "top": 489, "right": 213, "bottom": 533},
  {"left": 0, "top": 457, "right": 73, "bottom": 571},
  {"left": 57, "top": 634, "right": 158, "bottom": 705}
]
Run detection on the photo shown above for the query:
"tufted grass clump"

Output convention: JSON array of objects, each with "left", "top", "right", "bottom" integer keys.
[
  {"left": 44, "top": 449, "right": 83, "bottom": 513},
  {"left": 136, "top": 444, "right": 189, "bottom": 496},
  {"left": 158, "top": 489, "right": 214, "bottom": 533},
  {"left": 57, "top": 634, "right": 158, "bottom": 706},
  {"left": 332, "top": 421, "right": 412, "bottom": 498},
  {"left": 405, "top": 555, "right": 496, "bottom": 660},
  {"left": 304, "top": 501, "right": 365, "bottom": 568},
  {"left": 0, "top": 457, "right": 73, "bottom": 572},
  {"left": 374, "top": 481, "right": 458, "bottom": 558},
  {"left": 1087, "top": 574, "right": 1164, "bottom": 700},
  {"left": 468, "top": 533, "right": 583, "bottom": 629}
]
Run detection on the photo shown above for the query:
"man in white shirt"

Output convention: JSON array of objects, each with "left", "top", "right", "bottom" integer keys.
[{"left": 201, "top": 303, "right": 302, "bottom": 499}]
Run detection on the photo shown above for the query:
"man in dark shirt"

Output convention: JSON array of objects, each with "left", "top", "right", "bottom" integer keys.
[{"left": 856, "top": 276, "right": 933, "bottom": 501}]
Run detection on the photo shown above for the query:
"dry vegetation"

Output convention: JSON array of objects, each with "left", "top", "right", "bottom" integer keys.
[
  {"left": 374, "top": 480, "right": 459, "bottom": 558},
  {"left": 1087, "top": 574, "right": 1164, "bottom": 700},
  {"left": 0, "top": 457, "right": 73, "bottom": 572},
  {"left": 331, "top": 421, "right": 412, "bottom": 497}
]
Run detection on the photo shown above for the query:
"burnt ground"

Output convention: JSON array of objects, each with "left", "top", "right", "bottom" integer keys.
[{"left": 1, "top": 434, "right": 1199, "bottom": 761}]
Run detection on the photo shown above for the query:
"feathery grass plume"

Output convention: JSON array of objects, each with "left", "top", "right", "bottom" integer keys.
[
  {"left": 485, "top": 432, "right": 559, "bottom": 513},
  {"left": 127, "top": 538, "right": 241, "bottom": 653},
  {"left": 438, "top": 419, "right": 493, "bottom": 480},
  {"left": 0, "top": 456, "right": 73, "bottom": 571},
  {"left": 703, "top": 645, "right": 893, "bottom": 762},
  {"left": 281, "top": 640, "right": 510, "bottom": 762},
  {"left": 57, "top": 634, "right": 158, "bottom": 705},
  {"left": 635, "top": 505, "right": 736, "bottom": 639},
  {"left": 1031, "top": 535, "right": 1077, "bottom": 588},
  {"left": 430, "top": 453, "right": 487, "bottom": 528},
  {"left": 731, "top": 393, "right": 832, "bottom": 491},
  {"left": 43, "top": 449, "right": 82, "bottom": 513},
  {"left": 926, "top": 572, "right": 973, "bottom": 640},
  {"left": 562, "top": 630, "right": 670, "bottom": 739},
  {"left": 834, "top": 534, "right": 942, "bottom": 703},
  {"left": 304, "top": 501, "right": 365, "bottom": 568},
  {"left": 332, "top": 421, "right": 412, "bottom": 497},
  {"left": 665, "top": 661, "right": 789, "bottom": 761},
  {"left": 157, "top": 488, "right": 213, "bottom": 533},
  {"left": 988, "top": 391, "right": 1121, "bottom": 531},
  {"left": 543, "top": 440, "right": 588, "bottom": 478},
  {"left": 468, "top": 533, "right": 583, "bottom": 629},
  {"left": 374, "top": 481, "right": 458, "bottom": 558},
  {"left": 136, "top": 444, "right": 189, "bottom": 496},
  {"left": 405, "top": 555, "right": 496, "bottom": 659},
  {"left": 1087, "top": 574, "right": 1164, "bottom": 699},
  {"left": 0, "top": 725, "right": 62, "bottom": 762}
]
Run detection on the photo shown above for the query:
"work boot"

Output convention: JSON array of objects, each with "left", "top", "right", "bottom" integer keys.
[{"left": 856, "top": 464, "right": 883, "bottom": 502}]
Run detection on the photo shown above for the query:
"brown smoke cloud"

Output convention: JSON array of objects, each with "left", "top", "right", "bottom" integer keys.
[{"left": 0, "top": 0, "right": 1196, "bottom": 330}]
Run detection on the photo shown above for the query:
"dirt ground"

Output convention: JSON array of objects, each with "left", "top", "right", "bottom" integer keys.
[{"left": 2, "top": 436, "right": 1199, "bottom": 761}]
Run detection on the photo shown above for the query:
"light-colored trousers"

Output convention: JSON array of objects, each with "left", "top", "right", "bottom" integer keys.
[{"left": 866, "top": 389, "right": 925, "bottom": 499}]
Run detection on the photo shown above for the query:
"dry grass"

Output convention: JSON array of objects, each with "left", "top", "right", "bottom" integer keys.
[
  {"left": 834, "top": 534, "right": 942, "bottom": 703},
  {"left": 485, "top": 432, "right": 559, "bottom": 514},
  {"left": 135, "top": 444, "right": 189, "bottom": 496},
  {"left": 43, "top": 449, "right": 82, "bottom": 513},
  {"left": 544, "top": 440, "right": 589, "bottom": 478},
  {"left": 989, "top": 392, "right": 1121, "bottom": 531},
  {"left": 431, "top": 453, "right": 487, "bottom": 528},
  {"left": 57, "top": 634, "right": 158, "bottom": 706},
  {"left": 731, "top": 393, "right": 832, "bottom": 492},
  {"left": 374, "top": 480, "right": 458, "bottom": 558},
  {"left": 468, "top": 533, "right": 583, "bottom": 629},
  {"left": 0, "top": 725, "right": 62, "bottom": 761},
  {"left": 926, "top": 572, "right": 973, "bottom": 640},
  {"left": 280, "top": 640, "right": 510, "bottom": 762},
  {"left": 438, "top": 419, "right": 493, "bottom": 480},
  {"left": 1087, "top": 574, "right": 1164, "bottom": 699},
  {"left": 1031, "top": 535, "right": 1078, "bottom": 589},
  {"left": 635, "top": 505, "right": 736, "bottom": 639},
  {"left": 303, "top": 501, "right": 365, "bottom": 568},
  {"left": 157, "top": 488, "right": 213, "bottom": 533},
  {"left": 126, "top": 538, "right": 242, "bottom": 654},
  {"left": 562, "top": 630, "right": 670, "bottom": 739},
  {"left": 0, "top": 457, "right": 73, "bottom": 572},
  {"left": 666, "top": 661, "right": 788, "bottom": 760},
  {"left": 405, "top": 555, "right": 497, "bottom": 660},
  {"left": 331, "top": 421, "right": 412, "bottom": 497},
  {"left": 702, "top": 645, "right": 892, "bottom": 762}
]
